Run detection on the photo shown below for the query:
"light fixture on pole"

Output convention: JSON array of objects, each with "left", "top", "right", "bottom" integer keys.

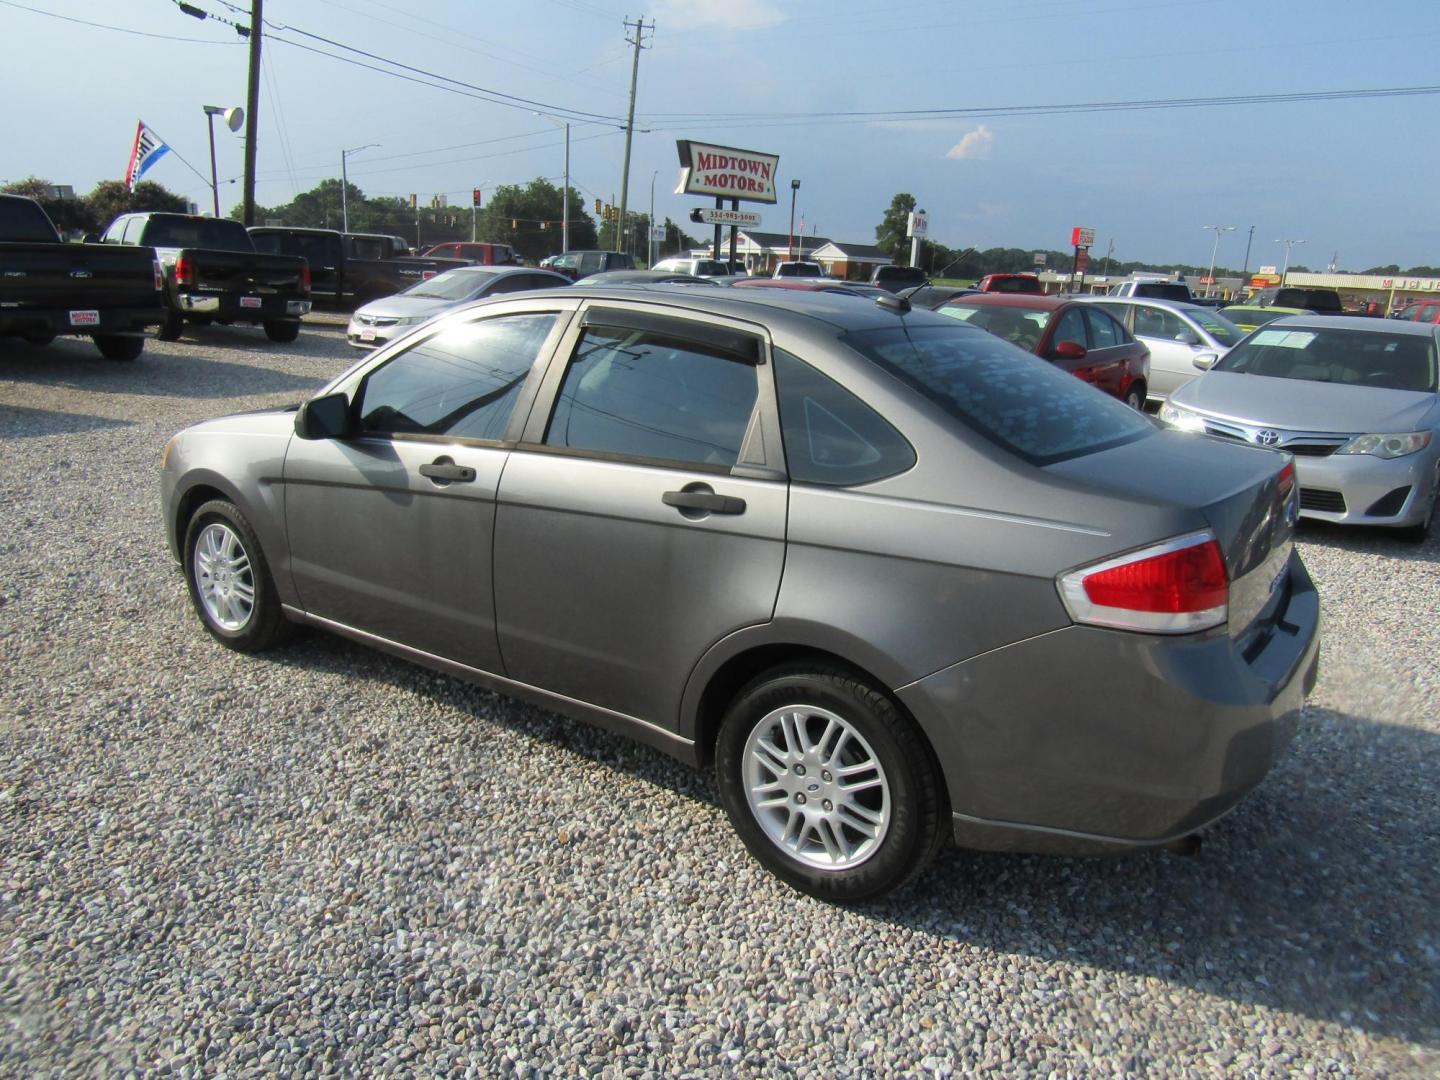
[
  {"left": 340, "top": 143, "right": 380, "bottom": 233},
  {"left": 788, "top": 178, "right": 800, "bottom": 262},
  {"left": 1201, "top": 224, "right": 1236, "bottom": 298},
  {"left": 201, "top": 106, "right": 243, "bottom": 217},
  {"left": 532, "top": 113, "right": 571, "bottom": 253},
  {"left": 1275, "top": 238, "right": 1306, "bottom": 280}
]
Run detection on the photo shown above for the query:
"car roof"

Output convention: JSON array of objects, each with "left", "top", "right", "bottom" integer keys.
[
  {"left": 1082, "top": 296, "right": 1212, "bottom": 315},
  {"left": 1266, "top": 314, "right": 1440, "bottom": 336},
  {"left": 946, "top": 293, "right": 1066, "bottom": 310}
]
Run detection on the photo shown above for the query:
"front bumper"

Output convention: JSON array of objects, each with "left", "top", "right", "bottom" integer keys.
[
  {"left": 897, "top": 552, "right": 1321, "bottom": 853},
  {"left": 1293, "top": 449, "right": 1439, "bottom": 528},
  {"left": 346, "top": 319, "right": 422, "bottom": 349}
]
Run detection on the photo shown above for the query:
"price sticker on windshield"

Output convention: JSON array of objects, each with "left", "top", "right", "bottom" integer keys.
[{"left": 1251, "top": 330, "right": 1315, "bottom": 349}]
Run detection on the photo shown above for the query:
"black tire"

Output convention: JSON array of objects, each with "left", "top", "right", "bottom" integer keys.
[
  {"left": 23, "top": 331, "right": 56, "bottom": 347},
  {"left": 264, "top": 320, "right": 301, "bottom": 343},
  {"left": 156, "top": 309, "right": 184, "bottom": 341},
  {"left": 93, "top": 334, "right": 144, "bottom": 362},
  {"left": 1124, "top": 382, "right": 1146, "bottom": 411},
  {"left": 715, "top": 664, "right": 946, "bottom": 902},
  {"left": 182, "top": 499, "right": 288, "bottom": 652}
]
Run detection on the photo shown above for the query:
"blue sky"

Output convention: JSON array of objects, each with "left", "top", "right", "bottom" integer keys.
[{"left": 3, "top": 0, "right": 1438, "bottom": 270}]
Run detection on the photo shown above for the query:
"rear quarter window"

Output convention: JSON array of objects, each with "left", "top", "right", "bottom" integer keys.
[{"left": 842, "top": 325, "right": 1153, "bottom": 465}]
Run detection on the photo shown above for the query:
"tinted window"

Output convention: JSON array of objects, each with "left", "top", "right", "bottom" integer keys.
[
  {"left": 402, "top": 268, "right": 497, "bottom": 300},
  {"left": 1215, "top": 327, "right": 1437, "bottom": 392},
  {"left": 0, "top": 198, "right": 60, "bottom": 242},
  {"left": 1051, "top": 308, "right": 1087, "bottom": 349},
  {"left": 545, "top": 325, "right": 758, "bottom": 468},
  {"left": 773, "top": 349, "right": 915, "bottom": 486},
  {"left": 357, "top": 313, "right": 557, "bottom": 440},
  {"left": 938, "top": 303, "right": 1047, "bottom": 352},
  {"left": 1134, "top": 283, "right": 1192, "bottom": 302},
  {"left": 140, "top": 216, "right": 254, "bottom": 251},
  {"left": 1083, "top": 307, "right": 1124, "bottom": 348},
  {"left": 842, "top": 325, "right": 1153, "bottom": 465},
  {"left": 252, "top": 231, "right": 338, "bottom": 267}
]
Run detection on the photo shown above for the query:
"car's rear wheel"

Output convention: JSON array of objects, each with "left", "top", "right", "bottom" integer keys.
[
  {"left": 156, "top": 309, "right": 184, "bottom": 341},
  {"left": 23, "top": 331, "right": 56, "bottom": 347},
  {"left": 93, "top": 334, "right": 144, "bottom": 362},
  {"left": 715, "top": 664, "right": 945, "bottom": 902},
  {"left": 183, "top": 499, "right": 287, "bottom": 651},
  {"left": 264, "top": 320, "right": 300, "bottom": 343}
]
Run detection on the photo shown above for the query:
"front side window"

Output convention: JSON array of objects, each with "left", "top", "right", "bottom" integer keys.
[
  {"left": 842, "top": 325, "right": 1153, "bottom": 465},
  {"left": 773, "top": 349, "right": 914, "bottom": 486},
  {"left": 356, "top": 313, "right": 558, "bottom": 440},
  {"left": 1134, "top": 305, "right": 1184, "bottom": 340},
  {"left": 544, "top": 324, "right": 759, "bottom": 468}
]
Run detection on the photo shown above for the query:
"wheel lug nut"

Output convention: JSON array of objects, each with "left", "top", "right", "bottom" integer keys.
[
  {"left": 794, "top": 764, "right": 806, "bottom": 776},
  {"left": 823, "top": 800, "right": 833, "bottom": 812},
  {"left": 795, "top": 793, "right": 807, "bottom": 805},
  {"left": 821, "top": 771, "right": 832, "bottom": 782}
]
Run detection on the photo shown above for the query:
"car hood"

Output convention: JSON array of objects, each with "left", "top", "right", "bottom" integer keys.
[
  {"left": 353, "top": 296, "right": 455, "bottom": 321},
  {"left": 1172, "top": 371, "right": 1437, "bottom": 434}
]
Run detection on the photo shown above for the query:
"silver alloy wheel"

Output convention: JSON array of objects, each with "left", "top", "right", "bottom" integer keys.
[
  {"left": 193, "top": 522, "right": 255, "bottom": 632},
  {"left": 742, "top": 704, "right": 890, "bottom": 870}
]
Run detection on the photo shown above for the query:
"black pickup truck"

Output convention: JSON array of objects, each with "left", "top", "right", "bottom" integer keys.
[
  {"left": 248, "top": 227, "right": 468, "bottom": 309},
  {"left": 1, "top": 194, "right": 164, "bottom": 361},
  {"left": 100, "top": 213, "right": 311, "bottom": 342}
]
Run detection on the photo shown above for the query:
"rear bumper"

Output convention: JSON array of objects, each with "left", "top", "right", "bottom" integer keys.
[
  {"left": 1294, "top": 449, "right": 1440, "bottom": 528},
  {"left": 176, "top": 293, "right": 311, "bottom": 320},
  {"left": 0, "top": 304, "right": 164, "bottom": 336},
  {"left": 897, "top": 553, "right": 1320, "bottom": 852}
]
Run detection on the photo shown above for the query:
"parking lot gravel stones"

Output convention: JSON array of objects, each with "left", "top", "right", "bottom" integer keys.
[{"left": 1, "top": 323, "right": 1437, "bottom": 1076}]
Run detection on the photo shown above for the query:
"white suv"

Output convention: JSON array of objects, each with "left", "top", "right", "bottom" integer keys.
[{"left": 651, "top": 257, "right": 731, "bottom": 277}]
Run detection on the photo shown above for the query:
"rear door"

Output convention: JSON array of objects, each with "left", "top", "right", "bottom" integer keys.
[{"left": 492, "top": 302, "right": 787, "bottom": 728}]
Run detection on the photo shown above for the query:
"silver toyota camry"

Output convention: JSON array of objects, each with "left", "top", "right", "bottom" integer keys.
[
  {"left": 163, "top": 287, "right": 1319, "bottom": 901},
  {"left": 1160, "top": 316, "right": 1440, "bottom": 541}
]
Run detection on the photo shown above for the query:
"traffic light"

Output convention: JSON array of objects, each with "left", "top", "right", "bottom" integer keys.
[
  {"left": 472, "top": 188, "right": 482, "bottom": 208},
  {"left": 594, "top": 198, "right": 602, "bottom": 214},
  {"left": 409, "top": 193, "right": 417, "bottom": 210}
]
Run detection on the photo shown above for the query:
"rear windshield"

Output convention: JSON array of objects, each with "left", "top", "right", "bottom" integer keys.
[
  {"left": 1276, "top": 289, "right": 1342, "bottom": 312},
  {"left": 1215, "top": 326, "right": 1438, "bottom": 392},
  {"left": 694, "top": 260, "right": 729, "bottom": 276},
  {"left": 143, "top": 216, "right": 253, "bottom": 252},
  {"left": 402, "top": 268, "right": 497, "bottom": 299},
  {"left": 842, "top": 324, "right": 1153, "bottom": 465},
  {"left": 0, "top": 198, "right": 60, "bottom": 242},
  {"left": 983, "top": 276, "right": 1041, "bottom": 293},
  {"left": 1135, "top": 283, "right": 1192, "bottom": 301}
]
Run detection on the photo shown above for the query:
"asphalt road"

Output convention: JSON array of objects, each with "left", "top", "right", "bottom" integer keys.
[{"left": 1, "top": 321, "right": 1436, "bottom": 1076}]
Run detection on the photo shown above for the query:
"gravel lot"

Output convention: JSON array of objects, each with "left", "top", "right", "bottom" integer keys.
[{"left": 1, "top": 321, "right": 1437, "bottom": 1077}]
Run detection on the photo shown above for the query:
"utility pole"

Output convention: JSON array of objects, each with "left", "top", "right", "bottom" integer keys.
[
  {"left": 242, "top": 0, "right": 263, "bottom": 224},
  {"left": 616, "top": 16, "right": 652, "bottom": 254},
  {"left": 1241, "top": 225, "right": 1255, "bottom": 276}
]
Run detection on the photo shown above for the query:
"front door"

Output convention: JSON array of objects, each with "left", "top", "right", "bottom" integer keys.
[
  {"left": 1131, "top": 303, "right": 1201, "bottom": 398},
  {"left": 493, "top": 305, "right": 788, "bottom": 729},
  {"left": 283, "top": 310, "right": 566, "bottom": 671}
]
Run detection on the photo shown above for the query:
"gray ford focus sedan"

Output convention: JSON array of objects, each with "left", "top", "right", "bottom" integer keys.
[{"left": 162, "top": 287, "right": 1319, "bottom": 901}]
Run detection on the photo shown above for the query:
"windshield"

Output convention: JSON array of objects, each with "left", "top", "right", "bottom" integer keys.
[
  {"left": 1189, "top": 310, "right": 1244, "bottom": 346},
  {"left": 0, "top": 198, "right": 61, "bottom": 242},
  {"left": 1221, "top": 307, "right": 1290, "bottom": 328},
  {"left": 937, "top": 303, "right": 1049, "bottom": 352},
  {"left": 1215, "top": 326, "right": 1438, "bottom": 392},
  {"left": 842, "top": 324, "right": 1152, "bottom": 465},
  {"left": 401, "top": 268, "right": 497, "bottom": 299}
]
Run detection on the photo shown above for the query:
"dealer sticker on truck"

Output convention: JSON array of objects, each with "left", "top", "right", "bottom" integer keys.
[
  {"left": 240, "top": 296, "right": 262, "bottom": 309},
  {"left": 68, "top": 310, "right": 100, "bottom": 326}
]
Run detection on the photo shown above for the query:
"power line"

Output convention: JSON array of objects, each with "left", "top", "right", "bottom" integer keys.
[{"left": 0, "top": 0, "right": 241, "bottom": 43}]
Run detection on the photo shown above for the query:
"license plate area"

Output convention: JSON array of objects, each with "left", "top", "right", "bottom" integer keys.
[
  {"left": 360, "top": 328, "right": 376, "bottom": 342},
  {"left": 240, "top": 296, "right": 262, "bottom": 309},
  {"left": 68, "top": 310, "right": 100, "bottom": 327}
]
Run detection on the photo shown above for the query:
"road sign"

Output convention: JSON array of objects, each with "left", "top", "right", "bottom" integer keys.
[
  {"left": 1075, "top": 250, "right": 1090, "bottom": 274},
  {"left": 649, "top": 225, "right": 665, "bottom": 242},
  {"left": 1033, "top": 252, "right": 1047, "bottom": 266},
  {"left": 1257, "top": 265, "right": 1278, "bottom": 275},
  {"left": 1071, "top": 226, "right": 1095, "bottom": 248},
  {"left": 693, "top": 207, "right": 762, "bottom": 227},
  {"left": 908, "top": 211, "right": 928, "bottom": 238}
]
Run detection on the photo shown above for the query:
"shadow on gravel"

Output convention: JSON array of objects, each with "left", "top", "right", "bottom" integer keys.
[
  {"left": 1295, "top": 518, "right": 1439, "bottom": 567},
  {"left": 260, "top": 631, "right": 1439, "bottom": 1048},
  {"left": 0, "top": 403, "right": 134, "bottom": 438},
  {"left": 0, "top": 339, "right": 323, "bottom": 399}
]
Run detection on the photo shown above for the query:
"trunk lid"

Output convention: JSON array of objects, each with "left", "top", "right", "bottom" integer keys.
[{"left": 0, "top": 242, "right": 160, "bottom": 308}]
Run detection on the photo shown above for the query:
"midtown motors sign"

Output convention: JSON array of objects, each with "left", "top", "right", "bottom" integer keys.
[{"left": 675, "top": 140, "right": 780, "bottom": 204}]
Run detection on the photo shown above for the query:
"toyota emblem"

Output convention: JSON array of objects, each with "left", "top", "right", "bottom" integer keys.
[{"left": 1254, "top": 429, "right": 1281, "bottom": 446}]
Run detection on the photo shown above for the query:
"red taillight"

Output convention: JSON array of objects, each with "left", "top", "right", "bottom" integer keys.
[
  {"left": 300, "top": 262, "right": 312, "bottom": 295},
  {"left": 1277, "top": 460, "right": 1295, "bottom": 499},
  {"left": 1059, "top": 532, "right": 1229, "bottom": 634},
  {"left": 175, "top": 255, "right": 195, "bottom": 287},
  {"left": 152, "top": 258, "right": 164, "bottom": 291}
]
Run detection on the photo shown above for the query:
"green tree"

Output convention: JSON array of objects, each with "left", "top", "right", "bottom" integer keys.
[
  {"left": 874, "top": 192, "right": 917, "bottom": 263},
  {"left": 0, "top": 176, "right": 98, "bottom": 235},
  {"left": 478, "top": 178, "right": 596, "bottom": 260},
  {"left": 87, "top": 179, "right": 188, "bottom": 231}
]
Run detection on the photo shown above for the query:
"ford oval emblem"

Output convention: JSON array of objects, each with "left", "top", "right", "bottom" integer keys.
[
  {"left": 70, "top": 269, "right": 93, "bottom": 279},
  {"left": 1254, "top": 429, "right": 1281, "bottom": 446}
]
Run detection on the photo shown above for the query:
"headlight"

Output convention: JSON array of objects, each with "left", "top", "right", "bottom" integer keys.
[
  {"left": 1157, "top": 401, "right": 1207, "bottom": 433},
  {"left": 1335, "top": 432, "right": 1432, "bottom": 459}
]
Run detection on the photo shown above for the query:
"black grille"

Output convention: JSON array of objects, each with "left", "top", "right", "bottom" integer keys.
[
  {"left": 1287, "top": 443, "right": 1341, "bottom": 457},
  {"left": 1299, "top": 488, "right": 1347, "bottom": 513}
]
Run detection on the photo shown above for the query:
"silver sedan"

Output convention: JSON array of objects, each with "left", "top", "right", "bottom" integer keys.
[
  {"left": 1076, "top": 296, "right": 1245, "bottom": 402},
  {"left": 1160, "top": 316, "right": 1440, "bottom": 540},
  {"left": 346, "top": 266, "right": 569, "bottom": 349}
]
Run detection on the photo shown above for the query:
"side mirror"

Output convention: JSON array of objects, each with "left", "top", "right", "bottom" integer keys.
[
  {"left": 295, "top": 391, "right": 354, "bottom": 440},
  {"left": 1053, "top": 339, "right": 1087, "bottom": 360},
  {"left": 1175, "top": 329, "right": 1201, "bottom": 346},
  {"left": 1193, "top": 352, "right": 1218, "bottom": 371}
]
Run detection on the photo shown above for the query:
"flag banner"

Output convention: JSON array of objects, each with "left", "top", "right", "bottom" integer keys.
[{"left": 124, "top": 121, "right": 171, "bottom": 190}]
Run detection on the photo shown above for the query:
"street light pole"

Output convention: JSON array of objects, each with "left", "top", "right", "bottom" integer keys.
[
  {"left": 340, "top": 143, "right": 380, "bottom": 233},
  {"left": 1276, "top": 238, "right": 1306, "bottom": 280},
  {"left": 533, "top": 114, "right": 571, "bottom": 253},
  {"left": 788, "top": 178, "right": 800, "bottom": 263},
  {"left": 649, "top": 170, "right": 657, "bottom": 267},
  {"left": 1201, "top": 224, "right": 1236, "bottom": 298},
  {"left": 204, "top": 109, "right": 221, "bottom": 217}
]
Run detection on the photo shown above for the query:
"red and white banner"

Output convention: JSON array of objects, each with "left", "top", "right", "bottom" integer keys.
[{"left": 124, "top": 121, "right": 172, "bottom": 191}]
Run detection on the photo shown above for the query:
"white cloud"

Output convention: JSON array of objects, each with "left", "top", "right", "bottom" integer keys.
[
  {"left": 652, "top": 0, "right": 787, "bottom": 31},
  {"left": 946, "top": 125, "right": 994, "bottom": 161}
]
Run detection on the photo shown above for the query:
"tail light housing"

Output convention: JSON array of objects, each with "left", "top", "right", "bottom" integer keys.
[
  {"left": 174, "top": 254, "right": 195, "bottom": 288},
  {"left": 152, "top": 258, "right": 164, "bottom": 291},
  {"left": 300, "top": 262, "right": 312, "bottom": 295},
  {"left": 1059, "top": 531, "right": 1229, "bottom": 634}
]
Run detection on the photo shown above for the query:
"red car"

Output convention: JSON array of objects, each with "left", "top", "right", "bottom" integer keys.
[
  {"left": 1395, "top": 298, "right": 1440, "bottom": 324},
  {"left": 975, "top": 272, "right": 1043, "bottom": 294},
  {"left": 938, "top": 293, "right": 1150, "bottom": 408}
]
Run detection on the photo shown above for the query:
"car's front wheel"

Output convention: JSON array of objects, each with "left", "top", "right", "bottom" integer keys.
[
  {"left": 715, "top": 664, "right": 946, "bottom": 902},
  {"left": 182, "top": 499, "right": 287, "bottom": 651}
]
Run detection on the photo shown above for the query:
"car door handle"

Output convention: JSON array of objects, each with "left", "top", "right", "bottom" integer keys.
[
  {"left": 419, "top": 460, "right": 476, "bottom": 483},
  {"left": 662, "top": 489, "right": 746, "bottom": 514}
]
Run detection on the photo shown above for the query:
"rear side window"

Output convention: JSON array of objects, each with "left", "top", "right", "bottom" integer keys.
[
  {"left": 842, "top": 325, "right": 1153, "bottom": 465},
  {"left": 1083, "top": 307, "right": 1125, "bottom": 348},
  {"left": 0, "top": 198, "right": 60, "bottom": 242},
  {"left": 357, "top": 313, "right": 558, "bottom": 440},
  {"left": 545, "top": 324, "right": 758, "bottom": 468},
  {"left": 773, "top": 349, "right": 915, "bottom": 486}
]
